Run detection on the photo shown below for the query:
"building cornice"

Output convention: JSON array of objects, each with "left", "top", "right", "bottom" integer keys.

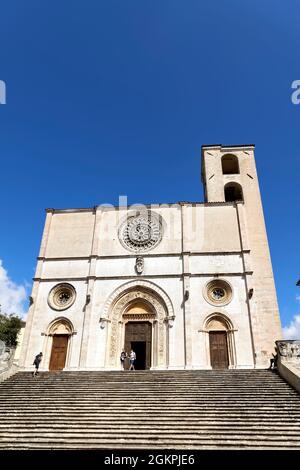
[
  {"left": 44, "top": 200, "right": 242, "bottom": 213},
  {"left": 37, "top": 250, "right": 250, "bottom": 262},
  {"left": 201, "top": 144, "right": 255, "bottom": 151},
  {"left": 33, "top": 272, "right": 253, "bottom": 282}
]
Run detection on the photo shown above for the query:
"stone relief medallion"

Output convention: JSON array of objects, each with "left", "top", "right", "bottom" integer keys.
[
  {"left": 48, "top": 283, "right": 76, "bottom": 311},
  {"left": 203, "top": 280, "right": 232, "bottom": 307},
  {"left": 135, "top": 257, "right": 144, "bottom": 275},
  {"left": 119, "top": 212, "right": 162, "bottom": 252}
]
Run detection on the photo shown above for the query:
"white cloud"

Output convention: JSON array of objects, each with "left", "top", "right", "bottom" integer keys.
[
  {"left": 283, "top": 315, "right": 300, "bottom": 339},
  {"left": 0, "top": 260, "right": 27, "bottom": 318}
]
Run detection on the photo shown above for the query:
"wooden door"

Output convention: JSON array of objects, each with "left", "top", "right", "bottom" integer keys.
[
  {"left": 124, "top": 322, "right": 152, "bottom": 369},
  {"left": 49, "top": 335, "right": 68, "bottom": 371},
  {"left": 209, "top": 332, "right": 229, "bottom": 369}
]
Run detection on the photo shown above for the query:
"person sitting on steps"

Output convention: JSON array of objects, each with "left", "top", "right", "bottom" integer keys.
[{"left": 269, "top": 347, "right": 278, "bottom": 370}]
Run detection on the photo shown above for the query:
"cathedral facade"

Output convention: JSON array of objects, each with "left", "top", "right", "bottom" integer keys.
[{"left": 19, "top": 145, "right": 282, "bottom": 371}]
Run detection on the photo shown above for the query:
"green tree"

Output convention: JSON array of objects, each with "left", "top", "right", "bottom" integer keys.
[{"left": 0, "top": 313, "right": 23, "bottom": 348}]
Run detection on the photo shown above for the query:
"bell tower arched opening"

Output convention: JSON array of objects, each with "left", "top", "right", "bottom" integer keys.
[
  {"left": 222, "top": 154, "right": 239, "bottom": 174},
  {"left": 224, "top": 182, "right": 244, "bottom": 202}
]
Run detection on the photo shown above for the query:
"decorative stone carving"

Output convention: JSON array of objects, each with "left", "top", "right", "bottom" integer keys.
[
  {"left": 107, "top": 288, "right": 168, "bottom": 368},
  {"left": 48, "top": 283, "right": 76, "bottom": 311},
  {"left": 46, "top": 318, "right": 74, "bottom": 336},
  {"left": 103, "top": 280, "right": 174, "bottom": 319},
  {"left": 165, "top": 315, "right": 175, "bottom": 328},
  {"left": 119, "top": 211, "right": 162, "bottom": 252},
  {"left": 276, "top": 340, "right": 300, "bottom": 360},
  {"left": 99, "top": 317, "right": 110, "bottom": 329},
  {"left": 135, "top": 257, "right": 144, "bottom": 275},
  {"left": 0, "top": 341, "right": 14, "bottom": 371}
]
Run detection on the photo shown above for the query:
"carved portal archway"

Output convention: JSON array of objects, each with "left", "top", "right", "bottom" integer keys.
[
  {"left": 202, "top": 313, "right": 237, "bottom": 369},
  {"left": 42, "top": 317, "right": 75, "bottom": 371},
  {"left": 103, "top": 281, "right": 174, "bottom": 369}
]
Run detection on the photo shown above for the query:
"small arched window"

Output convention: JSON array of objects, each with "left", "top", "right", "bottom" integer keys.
[
  {"left": 224, "top": 182, "right": 243, "bottom": 202},
  {"left": 222, "top": 154, "right": 239, "bottom": 174}
]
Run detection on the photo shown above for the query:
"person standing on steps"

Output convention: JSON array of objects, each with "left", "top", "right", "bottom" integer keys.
[
  {"left": 120, "top": 349, "right": 127, "bottom": 370},
  {"left": 129, "top": 349, "right": 136, "bottom": 371},
  {"left": 32, "top": 352, "right": 43, "bottom": 377}
]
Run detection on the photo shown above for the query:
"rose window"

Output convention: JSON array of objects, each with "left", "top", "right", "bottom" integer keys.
[{"left": 119, "top": 212, "right": 162, "bottom": 252}]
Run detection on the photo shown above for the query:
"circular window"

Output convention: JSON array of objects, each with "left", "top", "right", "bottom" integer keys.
[
  {"left": 119, "top": 211, "right": 162, "bottom": 252},
  {"left": 48, "top": 283, "right": 76, "bottom": 311},
  {"left": 204, "top": 280, "right": 232, "bottom": 306}
]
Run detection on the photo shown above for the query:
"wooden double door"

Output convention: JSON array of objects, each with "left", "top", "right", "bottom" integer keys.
[
  {"left": 49, "top": 335, "right": 69, "bottom": 371},
  {"left": 124, "top": 321, "right": 152, "bottom": 370},
  {"left": 209, "top": 331, "right": 229, "bottom": 369}
]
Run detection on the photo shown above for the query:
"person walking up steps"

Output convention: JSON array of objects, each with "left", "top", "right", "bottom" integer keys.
[{"left": 32, "top": 352, "right": 43, "bottom": 377}]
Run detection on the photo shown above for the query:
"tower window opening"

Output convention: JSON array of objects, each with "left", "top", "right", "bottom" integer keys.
[
  {"left": 222, "top": 154, "right": 239, "bottom": 174},
  {"left": 224, "top": 183, "right": 243, "bottom": 202}
]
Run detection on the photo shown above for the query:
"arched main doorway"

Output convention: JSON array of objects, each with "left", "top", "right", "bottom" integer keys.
[
  {"left": 46, "top": 318, "right": 74, "bottom": 371},
  {"left": 103, "top": 281, "right": 174, "bottom": 370},
  {"left": 123, "top": 301, "right": 154, "bottom": 370},
  {"left": 204, "top": 314, "right": 236, "bottom": 369}
]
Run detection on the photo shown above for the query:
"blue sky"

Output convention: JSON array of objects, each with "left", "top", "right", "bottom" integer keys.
[{"left": 0, "top": 1, "right": 299, "bottom": 333}]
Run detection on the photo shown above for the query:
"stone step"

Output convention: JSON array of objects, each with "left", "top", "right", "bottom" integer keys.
[
  {"left": 1, "top": 434, "right": 300, "bottom": 445},
  {"left": 2, "top": 416, "right": 300, "bottom": 423},
  {"left": 1, "top": 443, "right": 299, "bottom": 450},
  {"left": 2, "top": 396, "right": 298, "bottom": 403},
  {"left": 1, "top": 407, "right": 298, "bottom": 414},
  {"left": 1, "top": 424, "right": 300, "bottom": 433},
  {"left": 1, "top": 404, "right": 298, "bottom": 410},
  {"left": 1, "top": 430, "right": 300, "bottom": 441}
]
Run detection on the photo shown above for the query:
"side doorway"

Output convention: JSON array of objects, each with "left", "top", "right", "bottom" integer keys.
[
  {"left": 209, "top": 331, "right": 229, "bottom": 369},
  {"left": 49, "top": 335, "right": 69, "bottom": 371}
]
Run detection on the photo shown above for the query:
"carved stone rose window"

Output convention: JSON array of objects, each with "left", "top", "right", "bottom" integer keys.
[
  {"left": 119, "top": 212, "right": 162, "bottom": 252},
  {"left": 48, "top": 283, "right": 76, "bottom": 311},
  {"left": 204, "top": 280, "right": 232, "bottom": 307}
]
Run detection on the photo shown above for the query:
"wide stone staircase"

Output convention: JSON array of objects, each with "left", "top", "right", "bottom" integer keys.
[{"left": 0, "top": 370, "right": 300, "bottom": 449}]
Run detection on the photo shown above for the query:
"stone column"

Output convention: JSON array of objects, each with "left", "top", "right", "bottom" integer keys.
[{"left": 181, "top": 204, "right": 192, "bottom": 368}]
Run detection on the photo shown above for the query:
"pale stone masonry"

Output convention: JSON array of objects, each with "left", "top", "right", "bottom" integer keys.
[{"left": 19, "top": 145, "right": 282, "bottom": 371}]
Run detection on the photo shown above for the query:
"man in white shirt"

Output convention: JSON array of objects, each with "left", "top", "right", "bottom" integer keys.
[{"left": 129, "top": 349, "right": 136, "bottom": 370}]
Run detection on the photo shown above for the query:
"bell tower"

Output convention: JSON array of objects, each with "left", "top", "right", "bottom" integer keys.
[{"left": 202, "top": 144, "right": 282, "bottom": 367}]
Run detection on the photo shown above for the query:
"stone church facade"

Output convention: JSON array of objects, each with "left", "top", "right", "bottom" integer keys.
[{"left": 19, "top": 145, "right": 282, "bottom": 371}]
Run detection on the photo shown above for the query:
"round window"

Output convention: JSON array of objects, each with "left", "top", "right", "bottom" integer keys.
[
  {"left": 48, "top": 283, "right": 76, "bottom": 311},
  {"left": 204, "top": 280, "right": 232, "bottom": 306}
]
